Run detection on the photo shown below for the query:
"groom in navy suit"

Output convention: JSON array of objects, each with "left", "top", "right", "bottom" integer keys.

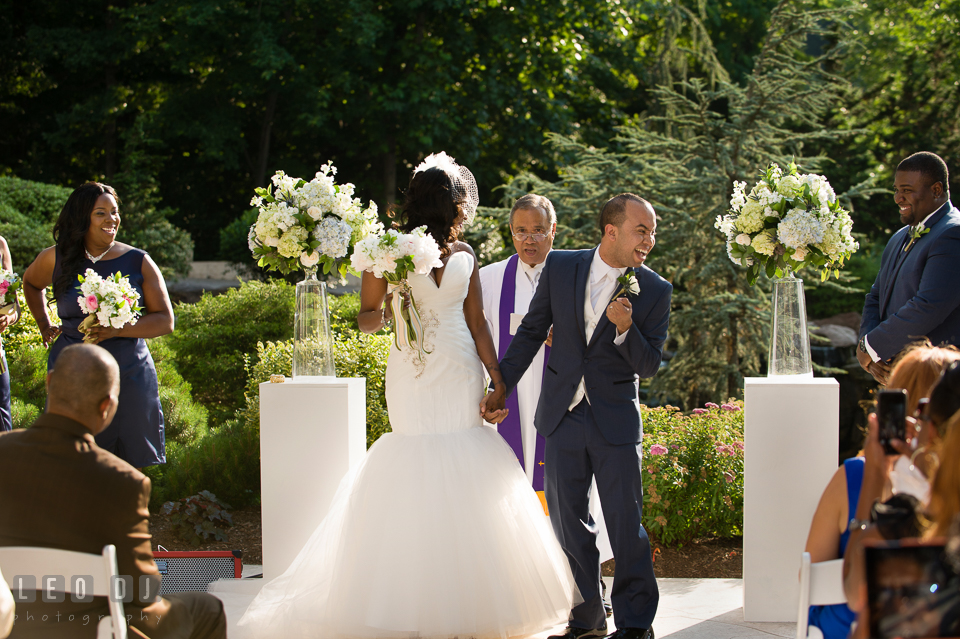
[
  {"left": 482, "top": 194, "right": 671, "bottom": 639},
  {"left": 858, "top": 151, "right": 960, "bottom": 384}
]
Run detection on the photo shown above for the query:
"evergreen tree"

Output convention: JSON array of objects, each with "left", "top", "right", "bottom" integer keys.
[{"left": 497, "top": 0, "right": 878, "bottom": 407}]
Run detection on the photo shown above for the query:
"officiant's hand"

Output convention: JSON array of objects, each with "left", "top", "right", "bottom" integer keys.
[
  {"left": 480, "top": 385, "right": 509, "bottom": 424},
  {"left": 607, "top": 297, "right": 633, "bottom": 334}
]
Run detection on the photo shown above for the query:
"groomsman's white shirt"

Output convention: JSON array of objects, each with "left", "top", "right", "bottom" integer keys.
[{"left": 480, "top": 256, "right": 546, "bottom": 485}]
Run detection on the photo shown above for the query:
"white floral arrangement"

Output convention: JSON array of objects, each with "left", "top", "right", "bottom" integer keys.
[
  {"left": 351, "top": 226, "right": 443, "bottom": 357},
  {"left": 76, "top": 269, "right": 143, "bottom": 342},
  {"left": 249, "top": 163, "right": 382, "bottom": 277},
  {"left": 0, "top": 270, "right": 21, "bottom": 315},
  {"left": 715, "top": 162, "right": 859, "bottom": 284}
]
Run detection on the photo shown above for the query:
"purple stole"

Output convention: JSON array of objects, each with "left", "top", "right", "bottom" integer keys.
[{"left": 497, "top": 254, "right": 550, "bottom": 514}]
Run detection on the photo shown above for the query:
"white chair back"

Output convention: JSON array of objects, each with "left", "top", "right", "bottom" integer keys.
[
  {"left": 796, "top": 552, "right": 846, "bottom": 639},
  {"left": 0, "top": 545, "right": 127, "bottom": 639}
]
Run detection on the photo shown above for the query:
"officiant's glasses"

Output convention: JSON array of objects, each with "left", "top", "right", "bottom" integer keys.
[{"left": 512, "top": 231, "right": 550, "bottom": 242}]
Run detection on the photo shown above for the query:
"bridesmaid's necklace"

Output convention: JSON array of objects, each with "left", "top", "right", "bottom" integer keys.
[{"left": 85, "top": 242, "right": 115, "bottom": 263}]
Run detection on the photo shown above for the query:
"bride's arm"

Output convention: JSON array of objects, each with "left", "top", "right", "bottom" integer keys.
[
  {"left": 459, "top": 245, "right": 507, "bottom": 421},
  {"left": 358, "top": 271, "right": 390, "bottom": 334}
]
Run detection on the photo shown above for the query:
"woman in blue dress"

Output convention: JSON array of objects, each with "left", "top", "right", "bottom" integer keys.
[
  {"left": 22, "top": 182, "right": 174, "bottom": 467},
  {"left": 0, "top": 234, "right": 15, "bottom": 432}
]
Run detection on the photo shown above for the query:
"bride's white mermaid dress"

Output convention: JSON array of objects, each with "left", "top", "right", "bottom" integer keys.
[{"left": 237, "top": 251, "right": 576, "bottom": 638}]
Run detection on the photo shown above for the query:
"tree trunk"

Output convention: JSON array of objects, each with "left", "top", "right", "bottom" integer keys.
[
  {"left": 255, "top": 91, "right": 279, "bottom": 188},
  {"left": 383, "top": 135, "right": 397, "bottom": 210}
]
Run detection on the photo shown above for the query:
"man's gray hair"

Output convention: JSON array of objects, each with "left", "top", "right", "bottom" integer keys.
[{"left": 509, "top": 194, "right": 557, "bottom": 227}]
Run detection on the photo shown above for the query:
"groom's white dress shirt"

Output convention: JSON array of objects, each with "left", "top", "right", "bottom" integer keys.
[{"left": 568, "top": 247, "right": 629, "bottom": 411}]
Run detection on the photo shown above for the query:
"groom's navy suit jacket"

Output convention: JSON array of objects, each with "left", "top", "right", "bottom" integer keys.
[
  {"left": 860, "top": 201, "right": 960, "bottom": 361},
  {"left": 500, "top": 248, "right": 672, "bottom": 446}
]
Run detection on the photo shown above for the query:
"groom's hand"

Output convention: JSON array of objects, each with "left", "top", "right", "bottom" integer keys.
[
  {"left": 607, "top": 297, "right": 633, "bottom": 334},
  {"left": 480, "top": 386, "right": 509, "bottom": 424}
]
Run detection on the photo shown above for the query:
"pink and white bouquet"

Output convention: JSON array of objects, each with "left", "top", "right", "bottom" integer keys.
[
  {"left": 716, "top": 162, "right": 858, "bottom": 285},
  {"left": 0, "top": 271, "right": 21, "bottom": 316},
  {"left": 249, "top": 163, "right": 382, "bottom": 277},
  {"left": 351, "top": 226, "right": 443, "bottom": 356},
  {"left": 77, "top": 269, "right": 143, "bottom": 343}
]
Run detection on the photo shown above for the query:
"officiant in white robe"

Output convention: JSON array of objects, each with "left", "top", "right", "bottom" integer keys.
[{"left": 480, "top": 194, "right": 612, "bottom": 563}]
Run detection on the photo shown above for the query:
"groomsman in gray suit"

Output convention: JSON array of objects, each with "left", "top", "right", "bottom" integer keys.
[{"left": 858, "top": 152, "right": 960, "bottom": 384}]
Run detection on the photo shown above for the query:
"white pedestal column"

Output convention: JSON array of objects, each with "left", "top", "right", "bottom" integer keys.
[
  {"left": 743, "top": 376, "right": 839, "bottom": 621},
  {"left": 259, "top": 378, "right": 366, "bottom": 581}
]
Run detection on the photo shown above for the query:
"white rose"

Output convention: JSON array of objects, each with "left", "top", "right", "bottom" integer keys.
[
  {"left": 307, "top": 206, "right": 322, "bottom": 220},
  {"left": 792, "top": 247, "right": 808, "bottom": 261},
  {"left": 300, "top": 251, "right": 321, "bottom": 268},
  {"left": 735, "top": 233, "right": 752, "bottom": 246}
]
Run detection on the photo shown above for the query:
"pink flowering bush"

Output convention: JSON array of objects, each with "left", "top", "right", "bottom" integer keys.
[{"left": 641, "top": 399, "right": 744, "bottom": 546}]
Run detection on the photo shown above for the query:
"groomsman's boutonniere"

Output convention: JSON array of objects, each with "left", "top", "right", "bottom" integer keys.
[
  {"left": 612, "top": 271, "right": 640, "bottom": 300},
  {"left": 904, "top": 223, "right": 931, "bottom": 253}
]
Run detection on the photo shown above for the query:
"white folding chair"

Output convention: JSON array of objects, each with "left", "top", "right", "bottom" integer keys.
[
  {"left": 0, "top": 544, "right": 127, "bottom": 639},
  {"left": 796, "top": 551, "right": 847, "bottom": 639}
]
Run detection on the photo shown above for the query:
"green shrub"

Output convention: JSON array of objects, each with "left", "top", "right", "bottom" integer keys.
[
  {"left": 148, "top": 338, "right": 208, "bottom": 446},
  {"left": 0, "top": 177, "right": 70, "bottom": 273},
  {"left": 147, "top": 418, "right": 260, "bottom": 509},
  {"left": 164, "top": 279, "right": 295, "bottom": 424},
  {"left": 11, "top": 397, "right": 40, "bottom": 429},
  {"left": 641, "top": 400, "right": 744, "bottom": 547},
  {"left": 329, "top": 292, "right": 362, "bottom": 336},
  {"left": 159, "top": 491, "right": 233, "bottom": 546}
]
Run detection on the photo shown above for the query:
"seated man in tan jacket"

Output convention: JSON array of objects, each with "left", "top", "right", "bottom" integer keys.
[{"left": 0, "top": 344, "right": 227, "bottom": 638}]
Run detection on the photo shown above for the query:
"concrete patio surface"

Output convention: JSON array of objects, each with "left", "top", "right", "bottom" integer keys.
[{"left": 209, "top": 571, "right": 797, "bottom": 638}]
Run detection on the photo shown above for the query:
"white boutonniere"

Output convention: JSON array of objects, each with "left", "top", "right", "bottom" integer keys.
[
  {"left": 612, "top": 271, "right": 640, "bottom": 300},
  {"left": 903, "top": 223, "right": 931, "bottom": 253}
]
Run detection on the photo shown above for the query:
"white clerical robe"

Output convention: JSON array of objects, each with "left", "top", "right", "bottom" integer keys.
[{"left": 480, "top": 253, "right": 613, "bottom": 562}]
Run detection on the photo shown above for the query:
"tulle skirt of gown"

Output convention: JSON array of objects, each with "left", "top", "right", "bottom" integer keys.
[{"left": 237, "top": 252, "right": 576, "bottom": 638}]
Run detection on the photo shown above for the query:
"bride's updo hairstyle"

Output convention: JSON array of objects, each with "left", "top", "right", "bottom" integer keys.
[
  {"left": 52, "top": 182, "right": 121, "bottom": 300},
  {"left": 399, "top": 167, "right": 463, "bottom": 258},
  {"left": 397, "top": 152, "right": 480, "bottom": 258}
]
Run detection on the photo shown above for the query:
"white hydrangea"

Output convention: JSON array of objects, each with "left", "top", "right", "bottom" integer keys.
[
  {"left": 715, "top": 215, "right": 737, "bottom": 239},
  {"left": 751, "top": 229, "right": 778, "bottom": 256},
  {"left": 778, "top": 208, "right": 824, "bottom": 249},
  {"left": 278, "top": 226, "right": 308, "bottom": 258},
  {"left": 350, "top": 226, "right": 443, "bottom": 279},
  {"left": 314, "top": 216, "right": 352, "bottom": 259},
  {"left": 735, "top": 199, "right": 765, "bottom": 234},
  {"left": 776, "top": 174, "right": 802, "bottom": 197}
]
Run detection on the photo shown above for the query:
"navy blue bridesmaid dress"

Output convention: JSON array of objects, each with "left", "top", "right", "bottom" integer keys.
[{"left": 48, "top": 247, "right": 166, "bottom": 467}]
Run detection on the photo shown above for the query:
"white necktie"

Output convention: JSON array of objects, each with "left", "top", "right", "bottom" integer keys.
[{"left": 590, "top": 270, "right": 613, "bottom": 311}]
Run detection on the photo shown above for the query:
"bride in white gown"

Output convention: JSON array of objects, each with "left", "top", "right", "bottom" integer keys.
[{"left": 236, "top": 153, "right": 577, "bottom": 639}]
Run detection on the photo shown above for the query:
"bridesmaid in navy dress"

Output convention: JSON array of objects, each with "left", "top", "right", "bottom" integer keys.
[{"left": 23, "top": 182, "right": 175, "bottom": 468}]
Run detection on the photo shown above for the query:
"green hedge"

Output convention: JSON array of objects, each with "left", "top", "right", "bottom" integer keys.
[
  {"left": 0, "top": 175, "right": 192, "bottom": 277},
  {"left": 162, "top": 279, "right": 295, "bottom": 424}
]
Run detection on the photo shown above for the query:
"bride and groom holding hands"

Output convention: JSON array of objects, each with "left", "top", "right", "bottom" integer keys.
[{"left": 237, "top": 154, "right": 672, "bottom": 639}]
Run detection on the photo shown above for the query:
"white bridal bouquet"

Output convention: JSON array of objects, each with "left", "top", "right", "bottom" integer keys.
[
  {"left": 249, "top": 163, "right": 382, "bottom": 277},
  {"left": 351, "top": 226, "right": 443, "bottom": 357},
  {"left": 716, "top": 162, "right": 858, "bottom": 284},
  {"left": 0, "top": 270, "right": 21, "bottom": 316},
  {"left": 76, "top": 269, "right": 143, "bottom": 343}
]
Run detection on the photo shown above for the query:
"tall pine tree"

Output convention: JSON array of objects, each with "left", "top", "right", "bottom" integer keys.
[{"left": 497, "top": 0, "right": 878, "bottom": 407}]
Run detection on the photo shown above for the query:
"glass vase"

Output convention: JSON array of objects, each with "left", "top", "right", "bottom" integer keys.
[
  {"left": 767, "top": 273, "right": 813, "bottom": 377},
  {"left": 293, "top": 267, "right": 336, "bottom": 379}
]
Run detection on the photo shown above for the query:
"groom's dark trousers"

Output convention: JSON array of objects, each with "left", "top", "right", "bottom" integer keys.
[{"left": 500, "top": 248, "right": 672, "bottom": 631}]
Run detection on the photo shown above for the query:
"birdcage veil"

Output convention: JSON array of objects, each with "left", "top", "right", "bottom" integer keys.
[{"left": 414, "top": 152, "right": 480, "bottom": 225}]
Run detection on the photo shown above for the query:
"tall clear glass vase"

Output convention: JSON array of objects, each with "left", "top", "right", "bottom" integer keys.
[
  {"left": 767, "top": 272, "right": 813, "bottom": 377},
  {"left": 293, "top": 267, "right": 336, "bottom": 379}
]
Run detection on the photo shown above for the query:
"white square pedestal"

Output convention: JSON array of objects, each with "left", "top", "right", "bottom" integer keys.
[
  {"left": 259, "top": 377, "right": 366, "bottom": 581},
  {"left": 743, "top": 376, "right": 839, "bottom": 621}
]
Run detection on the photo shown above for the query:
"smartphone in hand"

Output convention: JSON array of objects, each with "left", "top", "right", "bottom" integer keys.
[{"left": 876, "top": 388, "right": 908, "bottom": 455}]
